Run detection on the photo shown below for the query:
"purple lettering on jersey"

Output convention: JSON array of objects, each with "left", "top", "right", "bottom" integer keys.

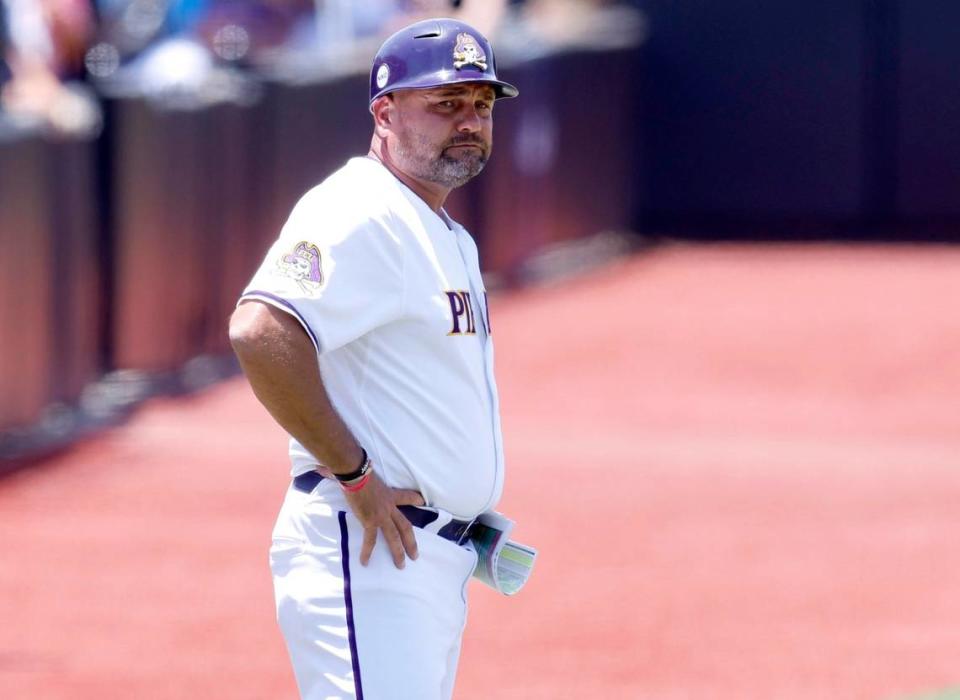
[
  {"left": 462, "top": 291, "right": 475, "bottom": 334},
  {"left": 446, "top": 291, "right": 466, "bottom": 334},
  {"left": 446, "top": 290, "right": 479, "bottom": 335}
]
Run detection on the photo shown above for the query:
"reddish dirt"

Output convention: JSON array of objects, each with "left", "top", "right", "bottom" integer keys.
[{"left": 2, "top": 243, "right": 960, "bottom": 699}]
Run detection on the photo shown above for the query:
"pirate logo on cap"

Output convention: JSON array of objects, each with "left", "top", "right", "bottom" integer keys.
[{"left": 453, "top": 33, "right": 488, "bottom": 71}]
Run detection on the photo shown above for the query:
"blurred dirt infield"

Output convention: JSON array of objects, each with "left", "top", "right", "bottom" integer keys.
[{"left": 2, "top": 243, "right": 959, "bottom": 699}]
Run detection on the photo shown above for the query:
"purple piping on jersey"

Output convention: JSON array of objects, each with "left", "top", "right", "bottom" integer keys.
[
  {"left": 338, "top": 511, "right": 364, "bottom": 700},
  {"left": 241, "top": 291, "right": 320, "bottom": 353}
]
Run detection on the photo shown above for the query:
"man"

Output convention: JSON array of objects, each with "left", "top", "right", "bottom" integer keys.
[{"left": 229, "top": 18, "right": 518, "bottom": 700}]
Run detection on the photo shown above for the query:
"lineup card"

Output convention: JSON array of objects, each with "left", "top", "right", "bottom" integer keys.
[
  {"left": 495, "top": 541, "right": 538, "bottom": 595},
  {"left": 469, "top": 511, "right": 538, "bottom": 596}
]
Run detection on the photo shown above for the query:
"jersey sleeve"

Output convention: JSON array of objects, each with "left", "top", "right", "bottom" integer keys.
[{"left": 239, "top": 191, "right": 405, "bottom": 355}]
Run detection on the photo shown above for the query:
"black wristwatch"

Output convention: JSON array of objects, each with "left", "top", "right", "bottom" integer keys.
[{"left": 333, "top": 448, "right": 372, "bottom": 483}]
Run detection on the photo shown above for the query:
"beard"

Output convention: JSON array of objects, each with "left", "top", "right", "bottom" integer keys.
[{"left": 393, "top": 127, "right": 490, "bottom": 188}]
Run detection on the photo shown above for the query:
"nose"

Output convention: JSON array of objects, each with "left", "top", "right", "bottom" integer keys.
[{"left": 456, "top": 104, "right": 483, "bottom": 134}]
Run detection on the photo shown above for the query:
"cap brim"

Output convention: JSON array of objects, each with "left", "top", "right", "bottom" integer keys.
[
  {"left": 370, "top": 76, "right": 519, "bottom": 106},
  {"left": 492, "top": 80, "right": 519, "bottom": 99}
]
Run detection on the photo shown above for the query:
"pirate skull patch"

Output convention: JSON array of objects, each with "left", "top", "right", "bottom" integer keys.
[{"left": 453, "top": 33, "right": 488, "bottom": 71}]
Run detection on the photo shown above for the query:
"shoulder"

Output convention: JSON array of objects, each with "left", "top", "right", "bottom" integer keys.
[
  {"left": 291, "top": 158, "right": 391, "bottom": 221},
  {"left": 283, "top": 158, "right": 408, "bottom": 247}
]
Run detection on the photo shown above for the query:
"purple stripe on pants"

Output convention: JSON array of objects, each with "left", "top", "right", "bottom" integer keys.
[{"left": 338, "top": 511, "right": 364, "bottom": 700}]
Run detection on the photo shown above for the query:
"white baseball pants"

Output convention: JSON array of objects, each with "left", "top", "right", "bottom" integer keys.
[{"left": 270, "top": 481, "right": 478, "bottom": 700}]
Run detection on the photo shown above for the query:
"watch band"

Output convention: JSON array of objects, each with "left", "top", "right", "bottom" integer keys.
[{"left": 333, "top": 448, "right": 372, "bottom": 483}]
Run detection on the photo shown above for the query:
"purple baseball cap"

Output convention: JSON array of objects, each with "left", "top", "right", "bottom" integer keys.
[{"left": 369, "top": 18, "right": 519, "bottom": 106}]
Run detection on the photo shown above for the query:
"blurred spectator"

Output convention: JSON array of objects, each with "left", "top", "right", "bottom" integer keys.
[
  {"left": 1, "top": 0, "right": 641, "bottom": 118},
  {"left": 95, "top": 0, "right": 313, "bottom": 65},
  {"left": 197, "top": 0, "right": 314, "bottom": 62},
  {"left": 375, "top": 1, "right": 641, "bottom": 57},
  {"left": 380, "top": 0, "right": 510, "bottom": 37},
  {"left": 90, "top": 0, "right": 303, "bottom": 106},
  {"left": 5, "top": 0, "right": 93, "bottom": 78},
  {"left": 88, "top": 0, "right": 510, "bottom": 101},
  {"left": 0, "top": 0, "right": 101, "bottom": 135}
]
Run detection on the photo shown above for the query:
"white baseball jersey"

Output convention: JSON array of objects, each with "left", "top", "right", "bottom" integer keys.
[{"left": 241, "top": 156, "right": 505, "bottom": 520}]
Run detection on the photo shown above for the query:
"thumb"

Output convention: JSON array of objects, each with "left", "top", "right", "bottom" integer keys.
[{"left": 392, "top": 489, "right": 426, "bottom": 507}]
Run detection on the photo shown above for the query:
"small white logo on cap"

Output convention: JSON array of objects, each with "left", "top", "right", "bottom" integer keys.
[
  {"left": 453, "top": 33, "right": 488, "bottom": 70},
  {"left": 376, "top": 64, "right": 390, "bottom": 89}
]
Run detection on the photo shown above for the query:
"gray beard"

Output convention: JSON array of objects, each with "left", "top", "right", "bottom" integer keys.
[
  {"left": 428, "top": 150, "right": 487, "bottom": 188},
  {"left": 396, "top": 131, "right": 488, "bottom": 188}
]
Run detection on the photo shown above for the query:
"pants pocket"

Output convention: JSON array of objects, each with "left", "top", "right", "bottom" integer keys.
[{"left": 269, "top": 536, "right": 306, "bottom": 577}]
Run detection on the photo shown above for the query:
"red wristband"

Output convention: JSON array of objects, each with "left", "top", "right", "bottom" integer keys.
[{"left": 341, "top": 470, "right": 372, "bottom": 493}]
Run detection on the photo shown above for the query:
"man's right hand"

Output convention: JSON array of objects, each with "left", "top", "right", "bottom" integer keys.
[{"left": 344, "top": 469, "right": 425, "bottom": 569}]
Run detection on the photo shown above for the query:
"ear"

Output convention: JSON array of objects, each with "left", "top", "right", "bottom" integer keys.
[{"left": 371, "top": 95, "right": 396, "bottom": 136}]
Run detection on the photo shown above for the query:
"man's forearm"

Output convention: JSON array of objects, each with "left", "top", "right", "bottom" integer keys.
[
  {"left": 229, "top": 300, "right": 363, "bottom": 474},
  {"left": 230, "top": 299, "right": 423, "bottom": 568}
]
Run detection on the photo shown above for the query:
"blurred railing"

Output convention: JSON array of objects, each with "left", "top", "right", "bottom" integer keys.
[
  {"left": 0, "top": 130, "right": 103, "bottom": 460},
  {"left": 4, "top": 0, "right": 960, "bottom": 463},
  {"left": 0, "top": 45, "right": 642, "bottom": 464}
]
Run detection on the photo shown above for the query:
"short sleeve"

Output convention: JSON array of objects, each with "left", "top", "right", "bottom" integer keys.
[{"left": 240, "top": 190, "right": 404, "bottom": 354}]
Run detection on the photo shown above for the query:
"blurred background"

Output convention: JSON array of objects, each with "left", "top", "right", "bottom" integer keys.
[
  {"left": 2, "top": 0, "right": 958, "bottom": 463},
  {"left": 0, "top": 0, "right": 649, "bottom": 460},
  {"left": 2, "top": 1, "right": 960, "bottom": 699}
]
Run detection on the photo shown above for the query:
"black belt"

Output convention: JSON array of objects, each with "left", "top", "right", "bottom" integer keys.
[{"left": 292, "top": 471, "right": 476, "bottom": 545}]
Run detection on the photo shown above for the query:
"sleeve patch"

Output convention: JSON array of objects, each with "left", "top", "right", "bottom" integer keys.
[{"left": 277, "top": 241, "right": 324, "bottom": 296}]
